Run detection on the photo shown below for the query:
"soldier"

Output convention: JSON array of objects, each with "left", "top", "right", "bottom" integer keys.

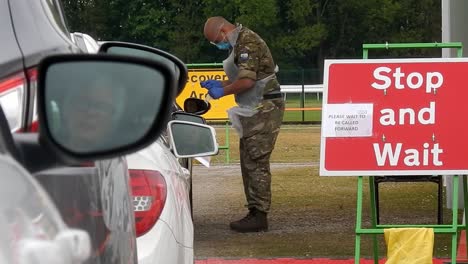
[{"left": 200, "top": 16, "right": 284, "bottom": 232}]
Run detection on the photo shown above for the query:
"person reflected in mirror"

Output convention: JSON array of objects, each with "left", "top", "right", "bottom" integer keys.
[
  {"left": 200, "top": 16, "right": 285, "bottom": 233},
  {"left": 184, "top": 100, "right": 200, "bottom": 114},
  {"left": 58, "top": 77, "right": 127, "bottom": 153},
  {"left": 184, "top": 98, "right": 211, "bottom": 115}
]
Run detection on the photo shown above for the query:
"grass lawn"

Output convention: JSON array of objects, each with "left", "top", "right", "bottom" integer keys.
[
  {"left": 196, "top": 124, "right": 461, "bottom": 258},
  {"left": 209, "top": 124, "right": 321, "bottom": 164},
  {"left": 283, "top": 93, "right": 322, "bottom": 123}
]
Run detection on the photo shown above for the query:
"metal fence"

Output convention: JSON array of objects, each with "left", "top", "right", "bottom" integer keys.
[{"left": 277, "top": 68, "right": 322, "bottom": 85}]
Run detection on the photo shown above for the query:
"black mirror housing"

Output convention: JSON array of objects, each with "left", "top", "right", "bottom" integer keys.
[
  {"left": 36, "top": 54, "right": 177, "bottom": 163},
  {"left": 183, "top": 98, "right": 211, "bottom": 115},
  {"left": 98, "top": 41, "right": 188, "bottom": 96},
  {"left": 171, "top": 112, "right": 206, "bottom": 124}
]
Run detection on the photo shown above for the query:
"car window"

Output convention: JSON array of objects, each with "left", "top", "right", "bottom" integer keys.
[{"left": 0, "top": 88, "right": 24, "bottom": 132}]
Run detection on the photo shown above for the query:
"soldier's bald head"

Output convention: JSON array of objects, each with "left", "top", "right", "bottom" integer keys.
[{"left": 204, "top": 16, "right": 233, "bottom": 41}]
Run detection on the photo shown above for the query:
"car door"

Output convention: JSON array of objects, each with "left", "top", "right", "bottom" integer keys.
[
  {"left": 34, "top": 159, "right": 136, "bottom": 264},
  {"left": 2, "top": 1, "right": 138, "bottom": 263},
  {"left": 0, "top": 153, "right": 92, "bottom": 264}
]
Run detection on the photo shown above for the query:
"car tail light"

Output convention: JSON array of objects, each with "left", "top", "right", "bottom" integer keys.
[
  {"left": 129, "top": 169, "right": 167, "bottom": 237},
  {"left": 0, "top": 72, "right": 25, "bottom": 93}
]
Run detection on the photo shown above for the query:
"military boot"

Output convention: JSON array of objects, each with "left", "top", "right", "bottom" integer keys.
[{"left": 229, "top": 208, "right": 268, "bottom": 233}]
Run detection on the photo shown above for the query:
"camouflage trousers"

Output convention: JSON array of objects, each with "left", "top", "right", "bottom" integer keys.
[{"left": 239, "top": 98, "right": 284, "bottom": 213}]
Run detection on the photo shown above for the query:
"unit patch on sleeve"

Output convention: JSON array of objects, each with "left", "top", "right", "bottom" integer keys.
[{"left": 239, "top": 53, "right": 249, "bottom": 62}]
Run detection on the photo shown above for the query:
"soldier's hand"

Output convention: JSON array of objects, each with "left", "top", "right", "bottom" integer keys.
[
  {"left": 207, "top": 86, "right": 225, "bottom": 99},
  {"left": 200, "top": 80, "right": 222, "bottom": 90}
]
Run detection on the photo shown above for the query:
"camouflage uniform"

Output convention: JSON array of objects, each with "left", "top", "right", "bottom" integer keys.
[{"left": 232, "top": 26, "right": 284, "bottom": 213}]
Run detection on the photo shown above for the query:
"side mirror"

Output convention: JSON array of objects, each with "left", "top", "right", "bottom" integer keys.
[
  {"left": 167, "top": 120, "right": 218, "bottom": 158},
  {"left": 183, "top": 98, "right": 211, "bottom": 115},
  {"left": 98, "top": 41, "right": 187, "bottom": 96},
  {"left": 171, "top": 112, "right": 206, "bottom": 124},
  {"left": 37, "top": 54, "right": 176, "bottom": 162}
]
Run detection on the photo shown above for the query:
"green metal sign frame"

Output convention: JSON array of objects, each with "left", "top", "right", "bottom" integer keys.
[
  {"left": 186, "top": 62, "right": 223, "bottom": 69},
  {"left": 354, "top": 42, "right": 467, "bottom": 264}
]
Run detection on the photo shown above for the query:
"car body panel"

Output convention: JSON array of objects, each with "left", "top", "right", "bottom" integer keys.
[
  {"left": 9, "top": 0, "right": 79, "bottom": 69},
  {"left": 126, "top": 139, "right": 194, "bottom": 263},
  {"left": 0, "top": 0, "right": 24, "bottom": 79},
  {"left": 35, "top": 160, "right": 137, "bottom": 264},
  {"left": 0, "top": 152, "right": 91, "bottom": 264},
  {"left": 1, "top": 1, "right": 138, "bottom": 263},
  {"left": 71, "top": 32, "right": 100, "bottom": 53},
  {"left": 135, "top": 216, "right": 193, "bottom": 264}
]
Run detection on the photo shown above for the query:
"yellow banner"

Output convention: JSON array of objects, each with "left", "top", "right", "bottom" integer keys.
[{"left": 176, "top": 69, "right": 237, "bottom": 120}]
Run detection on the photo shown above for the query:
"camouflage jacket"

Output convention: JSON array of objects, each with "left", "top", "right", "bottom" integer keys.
[{"left": 234, "top": 26, "right": 277, "bottom": 82}]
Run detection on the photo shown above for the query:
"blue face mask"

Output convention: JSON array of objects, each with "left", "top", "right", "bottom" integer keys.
[{"left": 215, "top": 42, "right": 231, "bottom": 50}]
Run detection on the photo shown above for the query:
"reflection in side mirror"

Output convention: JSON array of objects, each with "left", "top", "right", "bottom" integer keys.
[
  {"left": 183, "top": 98, "right": 211, "bottom": 115},
  {"left": 98, "top": 42, "right": 188, "bottom": 96},
  {"left": 171, "top": 112, "right": 206, "bottom": 124},
  {"left": 37, "top": 54, "right": 176, "bottom": 161},
  {"left": 55, "top": 229, "right": 91, "bottom": 263},
  {"left": 17, "top": 230, "right": 91, "bottom": 264},
  {"left": 167, "top": 120, "right": 218, "bottom": 158}
]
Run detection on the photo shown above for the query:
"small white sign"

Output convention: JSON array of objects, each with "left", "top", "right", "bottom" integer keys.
[{"left": 323, "top": 103, "right": 373, "bottom": 137}]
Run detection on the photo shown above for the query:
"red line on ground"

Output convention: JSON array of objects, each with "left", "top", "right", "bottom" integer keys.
[
  {"left": 458, "top": 230, "right": 468, "bottom": 261},
  {"left": 285, "top": 108, "right": 322, "bottom": 111},
  {"left": 196, "top": 258, "right": 448, "bottom": 264}
]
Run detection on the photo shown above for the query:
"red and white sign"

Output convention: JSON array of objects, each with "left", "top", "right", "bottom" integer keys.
[{"left": 320, "top": 58, "right": 468, "bottom": 176}]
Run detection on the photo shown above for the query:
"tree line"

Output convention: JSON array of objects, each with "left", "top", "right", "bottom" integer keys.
[{"left": 62, "top": 0, "right": 441, "bottom": 72}]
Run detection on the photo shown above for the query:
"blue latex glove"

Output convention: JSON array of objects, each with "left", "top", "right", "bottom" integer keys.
[
  {"left": 200, "top": 80, "right": 222, "bottom": 90},
  {"left": 207, "top": 86, "right": 225, "bottom": 99}
]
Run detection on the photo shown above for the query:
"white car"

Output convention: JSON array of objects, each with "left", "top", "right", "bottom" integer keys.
[
  {"left": 97, "top": 42, "right": 218, "bottom": 264},
  {"left": 127, "top": 108, "right": 217, "bottom": 264},
  {"left": 72, "top": 36, "right": 218, "bottom": 263},
  {"left": 70, "top": 32, "right": 100, "bottom": 53},
  {"left": 127, "top": 137, "right": 194, "bottom": 262}
]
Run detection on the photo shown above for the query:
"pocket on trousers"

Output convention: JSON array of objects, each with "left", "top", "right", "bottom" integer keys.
[
  {"left": 244, "top": 133, "right": 275, "bottom": 160},
  {"left": 239, "top": 112, "right": 264, "bottom": 138}
]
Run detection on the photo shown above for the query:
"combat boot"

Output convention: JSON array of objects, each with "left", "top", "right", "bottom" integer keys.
[{"left": 229, "top": 208, "right": 268, "bottom": 233}]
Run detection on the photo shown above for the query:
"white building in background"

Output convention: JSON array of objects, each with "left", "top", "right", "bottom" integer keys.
[
  {"left": 442, "top": 0, "right": 468, "bottom": 58},
  {"left": 442, "top": 0, "right": 468, "bottom": 209}
]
